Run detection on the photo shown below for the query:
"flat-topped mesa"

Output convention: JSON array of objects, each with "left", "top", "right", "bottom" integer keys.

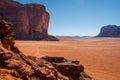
[
  {"left": 97, "top": 25, "right": 120, "bottom": 37},
  {"left": 0, "top": 0, "right": 49, "bottom": 40}
]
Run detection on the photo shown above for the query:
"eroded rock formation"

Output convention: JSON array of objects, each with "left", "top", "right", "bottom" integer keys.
[
  {"left": 97, "top": 25, "right": 120, "bottom": 37},
  {"left": 0, "top": 47, "right": 92, "bottom": 80},
  {"left": 0, "top": 0, "right": 49, "bottom": 40}
]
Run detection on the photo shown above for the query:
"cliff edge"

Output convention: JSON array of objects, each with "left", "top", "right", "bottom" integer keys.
[
  {"left": 0, "top": 0, "right": 50, "bottom": 40},
  {"left": 0, "top": 48, "right": 92, "bottom": 80}
]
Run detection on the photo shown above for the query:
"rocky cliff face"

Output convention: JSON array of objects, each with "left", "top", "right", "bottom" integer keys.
[
  {"left": 0, "top": 0, "right": 49, "bottom": 40},
  {"left": 97, "top": 25, "right": 120, "bottom": 37}
]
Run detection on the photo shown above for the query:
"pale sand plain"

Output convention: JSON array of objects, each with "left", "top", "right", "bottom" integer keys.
[{"left": 15, "top": 38, "right": 120, "bottom": 80}]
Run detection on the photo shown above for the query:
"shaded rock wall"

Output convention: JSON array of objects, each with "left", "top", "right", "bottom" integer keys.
[
  {"left": 97, "top": 25, "right": 120, "bottom": 37},
  {"left": 0, "top": 0, "right": 49, "bottom": 40}
]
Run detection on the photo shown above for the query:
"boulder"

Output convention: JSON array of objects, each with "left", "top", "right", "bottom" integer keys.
[{"left": 42, "top": 56, "right": 92, "bottom": 80}]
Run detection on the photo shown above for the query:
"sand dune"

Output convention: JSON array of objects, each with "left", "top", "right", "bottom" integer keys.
[{"left": 15, "top": 38, "right": 120, "bottom": 80}]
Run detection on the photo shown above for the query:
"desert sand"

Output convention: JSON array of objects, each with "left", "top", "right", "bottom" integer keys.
[{"left": 15, "top": 38, "right": 120, "bottom": 80}]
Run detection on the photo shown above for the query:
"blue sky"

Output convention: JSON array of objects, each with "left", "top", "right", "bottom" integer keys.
[{"left": 14, "top": 0, "right": 120, "bottom": 36}]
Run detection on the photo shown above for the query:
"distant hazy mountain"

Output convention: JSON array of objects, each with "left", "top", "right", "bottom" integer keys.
[{"left": 56, "top": 35, "right": 92, "bottom": 38}]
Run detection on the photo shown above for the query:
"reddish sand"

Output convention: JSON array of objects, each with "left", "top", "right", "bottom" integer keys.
[{"left": 15, "top": 38, "right": 120, "bottom": 80}]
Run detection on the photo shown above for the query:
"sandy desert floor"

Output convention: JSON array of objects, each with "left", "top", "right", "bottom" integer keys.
[{"left": 15, "top": 38, "right": 120, "bottom": 80}]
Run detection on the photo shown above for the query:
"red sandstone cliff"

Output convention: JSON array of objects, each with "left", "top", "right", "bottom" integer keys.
[{"left": 0, "top": 0, "right": 49, "bottom": 40}]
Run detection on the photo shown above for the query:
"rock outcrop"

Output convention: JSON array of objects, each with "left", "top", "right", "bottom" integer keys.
[
  {"left": 97, "top": 25, "right": 120, "bottom": 37},
  {"left": 0, "top": 0, "right": 49, "bottom": 40},
  {"left": 43, "top": 35, "right": 59, "bottom": 41},
  {"left": 42, "top": 56, "right": 92, "bottom": 80},
  {"left": 0, "top": 15, "right": 92, "bottom": 80},
  {"left": 0, "top": 48, "right": 92, "bottom": 80}
]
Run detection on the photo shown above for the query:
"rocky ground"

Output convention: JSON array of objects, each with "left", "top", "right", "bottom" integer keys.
[
  {"left": 0, "top": 45, "right": 92, "bottom": 80},
  {"left": 15, "top": 38, "right": 120, "bottom": 80}
]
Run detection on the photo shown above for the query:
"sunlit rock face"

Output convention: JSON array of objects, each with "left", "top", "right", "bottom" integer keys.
[
  {"left": 97, "top": 25, "right": 120, "bottom": 37},
  {"left": 0, "top": 0, "right": 49, "bottom": 40}
]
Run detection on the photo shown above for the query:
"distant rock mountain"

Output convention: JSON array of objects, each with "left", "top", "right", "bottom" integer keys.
[
  {"left": 56, "top": 35, "right": 81, "bottom": 38},
  {"left": 97, "top": 25, "right": 120, "bottom": 37},
  {"left": 0, "top": 0, "right": 50, "bottom": 40}
]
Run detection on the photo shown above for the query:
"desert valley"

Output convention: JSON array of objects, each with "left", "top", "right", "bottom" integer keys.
[
  {"left": 0, "top": 0, "right": 120, "bottom": 80},
  {"left": 16, "top": 38, "right": 120, "bottom": 80}
]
